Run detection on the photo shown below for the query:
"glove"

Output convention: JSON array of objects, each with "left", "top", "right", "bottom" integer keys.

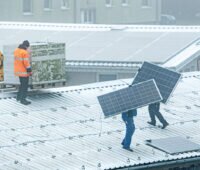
[{"left": 26, "top": 67, "right": 32, "bottom": 73}]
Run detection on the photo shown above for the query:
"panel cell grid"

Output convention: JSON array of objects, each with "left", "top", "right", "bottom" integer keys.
[
  {"left": 132, "top": 62, "right": 181, "bottom": 103},
  {"left": 98, "top": 79, "right": 162, "bottom": 118},
  {"left": 146, "top": 137, "right": 200, "bottom": 155}
]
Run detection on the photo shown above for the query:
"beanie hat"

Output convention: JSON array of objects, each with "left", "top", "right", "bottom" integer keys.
[{"left": 22, "top": 40, "right": 30, "bottom": 48}]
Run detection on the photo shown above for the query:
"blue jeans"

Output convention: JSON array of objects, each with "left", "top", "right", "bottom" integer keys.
[{"left": 122, "top": 115, "right": 135, "bottom": 148}]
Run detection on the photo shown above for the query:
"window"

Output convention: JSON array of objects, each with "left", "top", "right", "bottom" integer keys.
[
  {"left": 141, "top": 0, "right": 151, "bottom": 7},
  {"left": 44, "top": 0, "right": 52, "bottom": 10},
  {"left": 61, "top": 0, "right": 70, "bottom": 9},
  {"left": 98, "top": 74, "right": 117, "bottom": 82},
  {"left": 81, "top": 9, "right": 96, "bottom": 24},
  {"left": 122, "top": 0, "right": 128, "bottom": 6},
  {"left": 105, "top": 0, "right": 112, "bottom": 7},
  {"left": 23, "top": 0, "right": 32, "bottom": 14}
]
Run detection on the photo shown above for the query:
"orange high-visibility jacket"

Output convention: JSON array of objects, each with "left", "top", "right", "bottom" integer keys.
[{"left": 14, "top": 48, "right": 31, "bottom": 77}]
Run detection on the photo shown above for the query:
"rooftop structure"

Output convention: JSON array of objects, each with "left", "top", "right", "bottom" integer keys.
[
  {"left": 163, "top": 39, "right": 200, "bottom": 70},
  {"left": 1, "top": 22, "right": 200, "bottom": 85},
  {"left": 0, "top": 22, "right": 200, "bottom": 64},
  {"left": 0, "top": 72, "right": 200, "bottom": 169}
]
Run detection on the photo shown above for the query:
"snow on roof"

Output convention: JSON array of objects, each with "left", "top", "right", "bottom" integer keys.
[
  {"left": 0, "top": 22, "right": 111, "bottom": 31},
  {"left": 1, "top": 22, "right": 200, "bottom": 63},
  {"left": 163, "top": 40, "right": 200, "bottom": 69},
  {"left": 0, "top": 72, "right": 200, "bottom": 169},
  {"left": 1, "top": 21, "right": 200, "bottom": 32}
]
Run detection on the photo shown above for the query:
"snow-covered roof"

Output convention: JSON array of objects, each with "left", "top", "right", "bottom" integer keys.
[
  {"left": 163, "top": 39, "right": 200, "bottom": 70},
  {"left": 1, "top": 22, "right": 200, "bottom": 64},
  {"left": 0, "top": 72, "right": 200, "bottom": 169},
  {"left": 1, "top": 22, "right": 200, "bottom": 32}
]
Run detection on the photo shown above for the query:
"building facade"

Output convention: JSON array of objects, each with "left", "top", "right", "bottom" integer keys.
[
  {"left": 65, "top": 61, "right": 140, "bottom": 85},
  {"left": 0, "top": 0, "right": 161, "bottom": 24},
  {"left": 162, "top": 0, "right": 200, "bottom": 25}
]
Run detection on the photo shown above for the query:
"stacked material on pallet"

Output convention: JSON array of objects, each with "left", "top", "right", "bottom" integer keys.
[
  {"left": 0, "top": 51, "right": 3, "bottom": 82},
  {"left": 3, "top": 42, "right": 66, "bottom": 85}
]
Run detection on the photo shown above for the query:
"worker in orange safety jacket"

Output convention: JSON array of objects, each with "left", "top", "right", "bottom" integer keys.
[{"left": 14, "top": 40, "right": 32, "bottom": 105}]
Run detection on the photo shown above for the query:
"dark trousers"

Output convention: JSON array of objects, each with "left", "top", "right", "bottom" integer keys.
[
  {"left": 17, "top": 77, "right": 29, "bottom": 101},
  {"left": 122, "top": 114, "right": 135, "bottom": 148},
  {"left": 148, "top": 103, "right": 167, "bottom": 124}
]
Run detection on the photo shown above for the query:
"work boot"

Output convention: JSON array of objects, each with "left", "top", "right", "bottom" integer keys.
[
  {"left": 162, "top": 122, "right": 169, "bottom": 129},
  {"left": 122, "top": 147, "right": 133, "bottom": 152},
  {"left": 20, "top": 99, "right": 31, "bottom": 105},
  {"left": 147, "top": 121, "right": 156, "bottom": 126}
]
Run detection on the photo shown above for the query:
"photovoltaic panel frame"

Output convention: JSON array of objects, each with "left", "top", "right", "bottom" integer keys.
[
  {"left": 146, "top": 137, "right": 200, "bottom": 155},
  {"left": 132, "top": 61, "right": 181, "bottom": 103},
  {"left": 98, "top": 79, "right": 162, "bottom": 118}
]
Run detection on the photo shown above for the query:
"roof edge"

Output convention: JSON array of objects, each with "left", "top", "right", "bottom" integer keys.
[{"left": 111, "top": 156, "right": 200, "bottom": 170}]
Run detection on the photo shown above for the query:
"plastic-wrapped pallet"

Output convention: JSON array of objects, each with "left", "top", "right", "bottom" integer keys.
[
  {"left": 3, "top": 42, "right": 66, "bottom": 86},
  {"left": 0, "top": 51, "right": 3, "bottom": 82}
]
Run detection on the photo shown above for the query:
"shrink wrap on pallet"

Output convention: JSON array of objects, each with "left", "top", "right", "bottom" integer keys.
[{"left": 3, "top": 42, "right": 66, "bottom": 85}]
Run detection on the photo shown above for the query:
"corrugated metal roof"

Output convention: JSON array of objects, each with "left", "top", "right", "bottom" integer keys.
[
  {"left": 0, "top": 72, "right": 200, "bottom": 169},
  {"left": 1, "top": 22, "right": 200, "bottom": 64},
  {"left": 65, "top": 61, "right": 142, "bottom": 70}
]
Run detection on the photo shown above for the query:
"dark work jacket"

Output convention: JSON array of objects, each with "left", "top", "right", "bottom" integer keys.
[
  {"left": 148, "top": 102, "right": 160, "bottom": 113},
  {"left": 122, "top": 109, "right": 137, "bottom": 121}
]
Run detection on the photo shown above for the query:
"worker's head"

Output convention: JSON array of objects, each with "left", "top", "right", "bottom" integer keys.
[{"left": 22, "top": 40, "right": 30, "bottom": 48}]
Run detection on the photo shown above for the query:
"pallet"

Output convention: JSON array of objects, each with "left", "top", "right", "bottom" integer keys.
[
  {"left": 30, "top": 81, "right": 66, "bottom": 89},
  {"left": 0, "top": 81, "right": 66, "bottom": 93}
]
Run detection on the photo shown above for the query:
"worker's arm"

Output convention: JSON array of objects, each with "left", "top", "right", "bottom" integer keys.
[{"left": 23, "top": 51, "right": 32, "bottom": 75}]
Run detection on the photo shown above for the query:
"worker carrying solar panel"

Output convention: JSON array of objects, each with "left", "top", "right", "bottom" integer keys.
[
  {"left": 0, "top": 51, "right": 3, "bottom": 82},
  {"left": 132, "top": 62, "right": 181, "bottom": 129},
  {"left": 14, "top": 40, "right": 32, "bottom": 105}
]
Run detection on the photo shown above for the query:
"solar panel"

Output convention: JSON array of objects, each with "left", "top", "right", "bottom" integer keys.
[
  {"left": 132, "top": 61, "right": 181, "bottom": 103},
  {"left": 146, "top": 137, "right": 200, "bottom": 154},
  {"left": 98, "top": 79, "right": 162, "bottom": 118}
]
